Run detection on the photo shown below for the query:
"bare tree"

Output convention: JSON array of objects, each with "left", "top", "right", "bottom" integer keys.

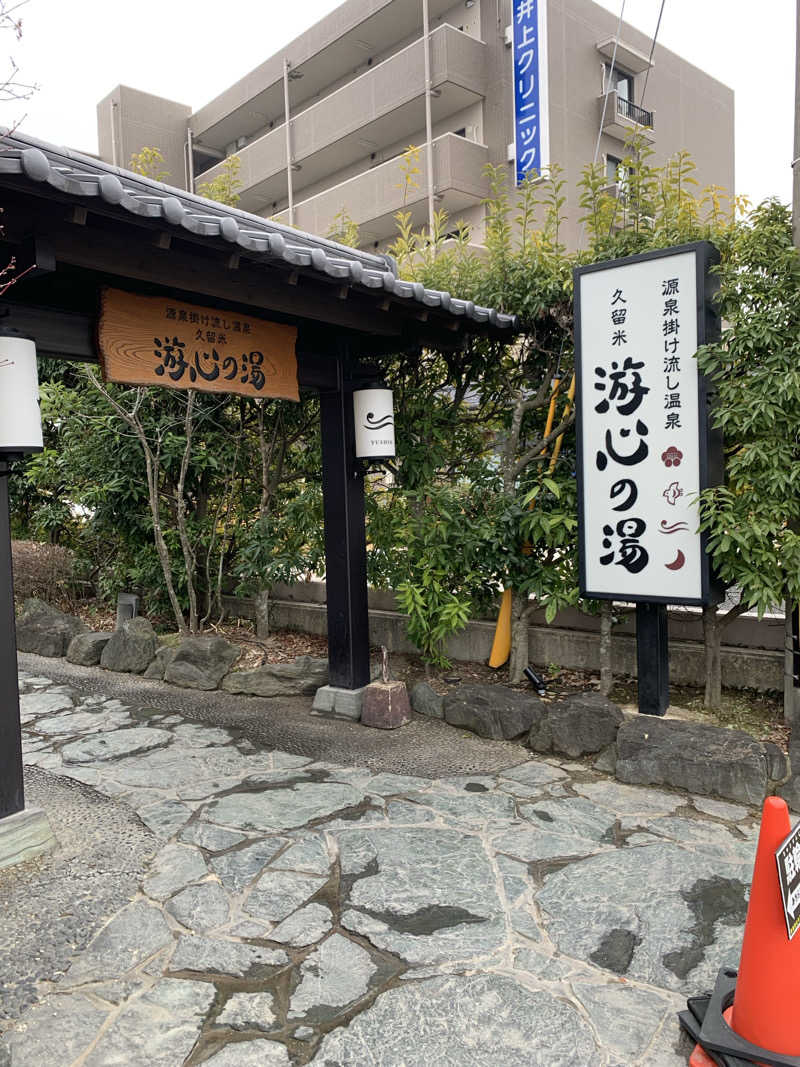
[
  {"left": 85, "top": 370, "right": 190, "bottom": 635},
  {"left": 1, "top": 1, "right": 37, "bottom": 116},
  {"left": 1, "top": 1, "right": 38, "bottom": 296}
]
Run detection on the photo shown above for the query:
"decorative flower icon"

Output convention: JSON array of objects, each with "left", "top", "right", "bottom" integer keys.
[{"left": 661, "top": 446, "right": 683, "bottom": 468}]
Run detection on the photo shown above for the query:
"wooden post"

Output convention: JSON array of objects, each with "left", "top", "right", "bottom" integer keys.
[
  {"left": 0, "top": 462, "right": 24, "bottom": 819},
  {"left": 636, "top": 602, "right": 669, "bottom": 716},
  {"left": 318, "top": 351, "right": 371, "bottom": 690}
]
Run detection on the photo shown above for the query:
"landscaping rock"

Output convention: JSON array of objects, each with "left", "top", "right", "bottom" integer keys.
[
  {"left": 66, "top": 632, "right": 111, "bottom": 667},
  {"left": 143, "top": 646, "right": 178, "bottom": 680},
  {"left": 164, "top": 636, "right": 240, "bottom": 691},
  {"left": 779, "top": 776, "right": 800, "bottom": 813},
  {"left": 222, "top": 656, "right": 329, "bottom": 697},
  {"left": 593, "top": 744, "right": 618, "bottom": 775},
  {"left": 615, "top": 718, "right": 769, "bottom": 806},
  {"left": 781, "top": 727, "right": 800, "bottom": 810},
  {"left": 763, "top": 742, "right": 788, "bottom": 784},
  {"left": 527, "top": 692, "right": 624, "bottom": 759},
  {"left": 443, "top": 684, "right": 542, "bottom": 741},
  {"left": 410, "top": 682, "right": 444, "bottom": 719},
  {"left": 15, "top": 599, "right": 88, "bottom": 658},
  {"left": 100, "top": 618, "right": 158, "bottom": 675}
]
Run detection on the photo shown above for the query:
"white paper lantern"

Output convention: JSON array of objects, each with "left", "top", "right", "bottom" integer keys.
[
  {"left": 353, "top": 387, "right": 395, "bottom": 461},
  {"left": 0, "top": 332, "right": 43, "bottom": 456}
]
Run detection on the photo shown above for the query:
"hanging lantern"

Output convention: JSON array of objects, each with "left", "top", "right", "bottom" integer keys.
[
  {"left": 0, "top": 330, "right": 43, "bottom": 457},
  {"left": 353, "top": 387, "right": 395, "bottom": 461}
]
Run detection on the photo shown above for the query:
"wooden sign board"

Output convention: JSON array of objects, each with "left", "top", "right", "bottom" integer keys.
[{"left": 98, "top": 288, "right": 299, "bottom": 402}]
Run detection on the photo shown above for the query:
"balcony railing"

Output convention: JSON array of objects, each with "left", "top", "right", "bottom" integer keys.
[
  {"left": 194, "top": 24, "right": 487, "bottom": 214},
  {"left": 616, "top": 96, "right": 653, "bottom": 129}
]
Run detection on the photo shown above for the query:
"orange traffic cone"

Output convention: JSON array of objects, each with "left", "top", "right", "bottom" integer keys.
[
  {"left": 686, "top": 796, "right": 800, "bottom": 1067},
  {"left": 729, "top": 795, "right": 800, "bottom": 1056},
  {"left": 688, "top": 1008, "right": 733, "bottom": 1066},
  {"left": 688, "top": 1042, "right": 717, "bottom": 1067}
]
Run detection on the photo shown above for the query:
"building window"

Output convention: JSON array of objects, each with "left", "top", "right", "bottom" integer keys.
[
  {"left": 605, "top": 64, "right": 634, "bottom": 102},
  {"left": 606, "top": 155, "right": 633, "bottom": 202},
  {"left": 453, "top": 127, "right": 466, "bottom": 137},
  {"left": 606, "top": 154, "right": 623, "bottom": 183}
]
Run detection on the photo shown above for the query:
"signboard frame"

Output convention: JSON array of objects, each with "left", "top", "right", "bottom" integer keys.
[
  {"left": 511, "top": 0, "right": 550, "bottom": 187},
  {"left": 97, "top": 287, "right": 299, "bottom": 402},
  {"left": 574, "top": 241, "right": 723, "bottom": 607},
  {"left": 776, "top": 820, "right": 800, "bottom": 941}
]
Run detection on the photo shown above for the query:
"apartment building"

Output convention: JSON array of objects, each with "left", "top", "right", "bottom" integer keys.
[{"left": 96, "top": 0, "right": 734, "bottom": 251}]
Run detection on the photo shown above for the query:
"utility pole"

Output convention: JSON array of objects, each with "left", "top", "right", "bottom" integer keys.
[
  {"left": 789, "top": 0, "right": 800, "bottom": 724},
  {"left": 283, "top": 59, "right": 295, "bottom": 228},
  {"left": 422, "top": 0, "right": 436, "bottom": 237},
  {"left": 794, "top": 0, "right": 800, "bottom": 248}
]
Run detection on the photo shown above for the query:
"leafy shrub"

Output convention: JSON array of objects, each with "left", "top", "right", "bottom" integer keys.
[{"left": 11, "top": 540, "right": 77, "bottom": 608}]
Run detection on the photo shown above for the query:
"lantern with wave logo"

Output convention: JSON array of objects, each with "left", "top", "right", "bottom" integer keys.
[
  {"left": 0, "top": 329, "right": 43, "bottom": 459},
  {"left": 353, "top": 387, "right": 395, "bottom": 463}
]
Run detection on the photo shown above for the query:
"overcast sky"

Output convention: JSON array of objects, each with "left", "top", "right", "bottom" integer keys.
[{"left": 6, "top": 0, "right": 796, "bottom": 207}]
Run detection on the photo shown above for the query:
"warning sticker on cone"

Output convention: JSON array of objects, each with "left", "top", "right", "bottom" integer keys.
[{"left": 775, "top": 821, "right": 800, "bottom": 940}]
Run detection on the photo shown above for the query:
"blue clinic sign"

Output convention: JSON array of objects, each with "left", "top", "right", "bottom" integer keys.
[{"left": 512, "top": 0, "right": 550, "bottom": 186}]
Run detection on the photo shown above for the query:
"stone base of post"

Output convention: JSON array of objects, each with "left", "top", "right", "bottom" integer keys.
[
  {"left": 311, "top": 685, "right": 366, "bottom": 722},
  {"left": 0, "top": 806, "right": 56, "bottom": 871},
  {"left": 361, "top": 681, "right": 412, "bottom": 730}
]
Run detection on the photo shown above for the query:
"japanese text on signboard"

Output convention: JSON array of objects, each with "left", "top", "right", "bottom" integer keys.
[
  {"left": 512, "top": 0, "right": 549, "bottom": 186},
  {"left": 98, "top": 289, "right": 299, "bottom": 402},
  {"left": 576, "top": 248, "right": 715, "bottom": 604}
]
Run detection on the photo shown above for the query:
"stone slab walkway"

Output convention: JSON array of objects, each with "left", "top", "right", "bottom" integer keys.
[{"left": 0, "top": 668, "right": 761, "bottom": 1066}]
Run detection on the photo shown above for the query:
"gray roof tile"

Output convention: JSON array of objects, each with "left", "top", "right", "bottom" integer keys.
[{"left": 0, "top": 129, "right": 518, "bottom": 337}]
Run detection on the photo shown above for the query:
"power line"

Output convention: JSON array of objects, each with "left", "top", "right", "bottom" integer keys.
[
  {"left": 578, "top": 0, "right": 627, "bottom": 249},
  {"left": 602, "top": 0, "right": 668, "bottom": 241},
  {"left": 641, "top": 0, "right": 667, "bottom": 108},
  {"left": 591, "top": 0, "right": 627, "bottom": 168}
]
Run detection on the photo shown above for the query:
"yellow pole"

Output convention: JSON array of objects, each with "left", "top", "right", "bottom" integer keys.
[
  {"left": 488, "top": 375, "right": 575, "bottom": 669},
  {"left": 547, "top": 375, "right": 575, "bottom": 473}
]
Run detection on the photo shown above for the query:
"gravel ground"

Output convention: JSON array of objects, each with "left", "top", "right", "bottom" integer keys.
[
  {"left": 17, "top": 653, "right": 526, "bottom": 778},
  {"left": 0, "top": 766, "right": 157, "bottom": 1029}
]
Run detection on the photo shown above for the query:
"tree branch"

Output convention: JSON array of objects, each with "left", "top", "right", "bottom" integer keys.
[{"left": 513, "top": 409, "right": 576, "bottom": 480}]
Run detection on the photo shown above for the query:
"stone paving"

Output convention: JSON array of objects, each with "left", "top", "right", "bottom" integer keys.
[{"left": 0, "top": 669, "right": 763, "bottom": 1066}]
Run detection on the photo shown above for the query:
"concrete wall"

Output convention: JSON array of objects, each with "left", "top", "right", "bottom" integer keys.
[
  {"left": 541, "top": 0, "right": 735, "bottom": 248},
  {"left": 95, "top": 0, "right": 734, "bottom": 251},
  {"left": 97, "top": 86, "right": 191, "bottom": 190},
  {"left": 222, "top": 585, "right": 783, "bottom": 692},
  {"left": 195, "top": 25, "right": 486, "bottom": 214},
  {"left": 280, "top": 133, "right": 490, "bottom": 243}
]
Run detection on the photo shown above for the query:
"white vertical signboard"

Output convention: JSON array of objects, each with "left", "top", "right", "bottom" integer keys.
[{"left": 575, "top": 244, "right": 721, "bottom": 605}]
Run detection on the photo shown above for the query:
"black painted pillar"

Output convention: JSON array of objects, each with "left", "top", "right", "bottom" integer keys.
[
  {"left": 319, "top": 352, "right": 371, "bottom": 690},
  {"left": 0, "top": 463, "right": 24, "bottom": 818},
  {"left": 636, "top": 602, "right": 669, "bottom": 716}
]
